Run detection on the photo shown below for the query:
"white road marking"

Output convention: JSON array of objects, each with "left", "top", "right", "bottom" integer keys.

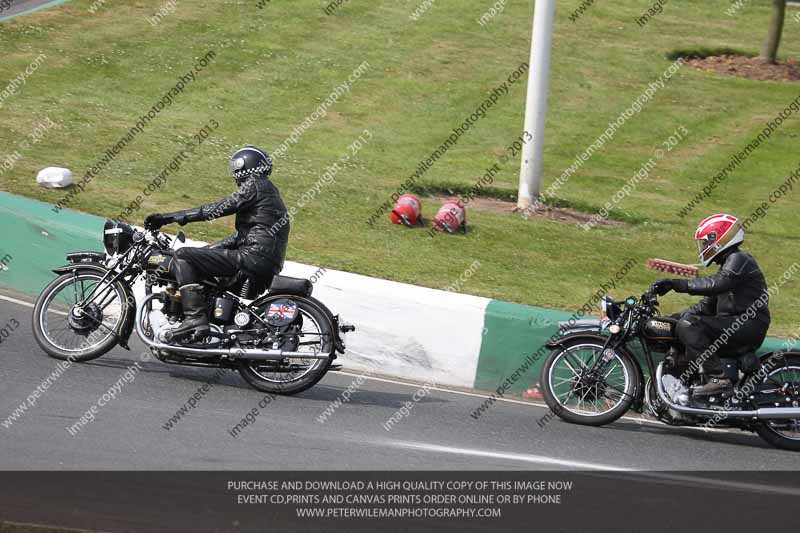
[
  {"left": 642, "top": 472, "right": 800, "bottom": 497},
  {"left": 0, "top": 293, "right": 68, "bottom": 316},
  {"left": 386, "top": 440, "right": 800, "bottom": 496},
  {"left": 389, "top": 440, "right": 629, "bottom": 471},
  {"left": 0, "top": 294, "right": 35, "bottom": 308}
]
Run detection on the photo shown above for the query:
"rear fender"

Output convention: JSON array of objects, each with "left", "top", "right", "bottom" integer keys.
[
  {"left": 252, "top": 294, "right": 349, "bottom": 355},
  {"left": 303, "top": 296, "right": 355, "bottom": 354},
  {"left": 758, "top": 350, "right": 800, "bottom": 372},
  {"left": 758, "top": 349, "right": 800, "bottom": 361}
]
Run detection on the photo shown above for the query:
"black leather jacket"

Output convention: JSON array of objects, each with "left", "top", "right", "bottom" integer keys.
[
  {"left": 683, "top": 248, "right": 770, "bottom": 325},
  {"left": 170, "top": 177, "right": 289, "bottom": 275}
]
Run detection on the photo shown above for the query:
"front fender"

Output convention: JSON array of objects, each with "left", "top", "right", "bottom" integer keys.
[
  {"left": 51, "top": 262, "right": 136, "bottom": 350},
  {"left": 553, "top": 318, "right": 605, "bottom": 338},
  {"left": 53, "top": 262, "right": 106, "bottom": 276},
  {"left": 545, "top": 331, "right": 608, "bottom": 349}
]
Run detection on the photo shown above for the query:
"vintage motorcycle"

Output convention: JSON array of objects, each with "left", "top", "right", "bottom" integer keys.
[
  {"left": 32, "top": 220, "right": 354, "bottom": 395},
  {"left": 540, "top": 287, "right": 800, "bottom": 451}
]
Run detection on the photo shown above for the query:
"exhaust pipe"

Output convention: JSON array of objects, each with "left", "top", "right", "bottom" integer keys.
[
  {"left": 134, "top": 293, "right": 331, "bottom": 361},
  {"left": 655, "top": 363, "right": 800, "bottom": 421},
  {"left": 753, "top": 407, "right": 800, "bottom": 420}
]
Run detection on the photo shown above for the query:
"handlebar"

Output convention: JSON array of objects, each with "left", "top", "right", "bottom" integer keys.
[
  {"left": 139, "top": 229, "right": 171, "bottom": 250},
  {"left": 607, "top": 291, "right": 659, "bottom": 315}
]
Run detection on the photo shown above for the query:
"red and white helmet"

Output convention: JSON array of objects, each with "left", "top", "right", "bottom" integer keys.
[{"left": 695, "top": 214, "right": 744, "bottom": 267}]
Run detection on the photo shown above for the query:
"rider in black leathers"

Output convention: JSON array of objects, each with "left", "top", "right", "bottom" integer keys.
[
  {"left": 653, "top": 215, "right": 770, "bottom": 396},
  {"left": 144, "top": 146, "right": 289, "bottom": 340}
]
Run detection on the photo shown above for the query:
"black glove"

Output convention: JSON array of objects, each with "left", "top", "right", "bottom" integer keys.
[
  {"left": 144, "top": 213, "right": 168, "bottom": 230},
  {"left": 652, "top": 278, "right": 674, "bottom": 296},
  {"left": 652, "top": 278, "right": 689, "bottom": 296}
]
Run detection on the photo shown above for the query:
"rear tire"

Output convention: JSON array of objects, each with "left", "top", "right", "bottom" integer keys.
[
  {"left": 541, "top": 338, "right": 638, "bottom": 427},
  {"left": 754, "top": 354, "right": 800, "bottom": 452},
  {"left": 755, "top": 424, "right": 800, "bottom": 452},
  {"left": 237, "top": 298, "right": 335, "bottom": 395}
]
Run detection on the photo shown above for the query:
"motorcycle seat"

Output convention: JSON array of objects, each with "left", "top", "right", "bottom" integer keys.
[{"left": 269, "top": 275, "right": 313, "bottom": 297}]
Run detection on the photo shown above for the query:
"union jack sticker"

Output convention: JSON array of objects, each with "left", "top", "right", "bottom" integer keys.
[{"left": 268, "top": 302, "right": 296, "bottom": 320}]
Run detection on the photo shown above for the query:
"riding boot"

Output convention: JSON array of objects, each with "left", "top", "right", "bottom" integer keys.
[{"left": 171, "top": 284, "right": 209, "bottom": 340}]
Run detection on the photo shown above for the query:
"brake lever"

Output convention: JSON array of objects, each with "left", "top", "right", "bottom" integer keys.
[{"left": 145, "top": 230, "right": 167, "bottom": 248}]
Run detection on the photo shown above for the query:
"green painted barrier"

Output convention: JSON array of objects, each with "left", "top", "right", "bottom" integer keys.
[
  {"left": 475, "top": 300, "right": 571, "bottom": 395},
  {"left": 0, "top": 191, "right": 105, "bottom": 295}
]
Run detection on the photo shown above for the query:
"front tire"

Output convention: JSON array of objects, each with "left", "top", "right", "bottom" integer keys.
[
  {"left": 237, "top": 298, "right": 335, "bottom": 396},
  {"left": 541, "top": 338, "right": 638, "bottom": 427},
  {"left": 32, "top": 271, "right": 127, "bottom": 362}
]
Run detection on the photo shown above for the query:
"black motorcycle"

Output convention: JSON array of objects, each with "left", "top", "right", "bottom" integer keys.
[
  {"left": 540, "top": 287, "right": 800, "bottom": 451},
  {"left": 32, "top": 220, "right": 354, "bottom": 395}
]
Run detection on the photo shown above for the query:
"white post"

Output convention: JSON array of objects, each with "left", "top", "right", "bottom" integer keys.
[{"left": 517, "top": 0, "right": 555, "bottom": 211}]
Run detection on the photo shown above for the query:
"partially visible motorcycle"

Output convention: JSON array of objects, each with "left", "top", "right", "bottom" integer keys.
[
  {"left": 32, "top": 220, "right": 354, "bottom": 395},
  {"left": 540, "top": 287, "right": 800, "bottom": 451}
]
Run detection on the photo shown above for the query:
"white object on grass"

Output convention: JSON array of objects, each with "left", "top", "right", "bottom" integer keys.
[{"left": 36, "top": 167, "right": 73, "bottom": 189}]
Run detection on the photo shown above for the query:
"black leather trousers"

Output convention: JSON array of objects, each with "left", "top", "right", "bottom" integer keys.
[{"left": 675, "top": 314, "right": 768, "bottom": 376}]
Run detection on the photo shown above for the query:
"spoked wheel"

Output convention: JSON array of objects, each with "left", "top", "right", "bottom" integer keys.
[
  {"left": 32, "top": 270, "right": 126, "bottom": 362},
  {"left": 541, "top": 339, "right": 638, "bottom": 426},
  {"left": 755, "top": 354, "right": 800, "bottom": 451},
  {"left": 237, "top": 299, "right": 335, "bottom": 395}
]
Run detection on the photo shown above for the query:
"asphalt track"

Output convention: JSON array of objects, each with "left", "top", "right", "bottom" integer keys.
[
  {"left": 0, "top": 0, "right": 68, "bottom": 22},
  {"left": 1, "top": 293, "right": 799, "bottom": 472}
]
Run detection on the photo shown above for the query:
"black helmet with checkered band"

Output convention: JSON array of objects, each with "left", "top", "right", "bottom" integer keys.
[{"left": 228, "top": 145, "right": 272, "bottom": 185}]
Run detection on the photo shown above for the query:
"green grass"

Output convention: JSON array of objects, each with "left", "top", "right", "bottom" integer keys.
[{"left": 2, "top": 0, "right": 800, "bottom": 336}]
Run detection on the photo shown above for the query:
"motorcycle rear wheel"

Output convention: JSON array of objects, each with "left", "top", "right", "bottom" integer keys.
[
  {"left": 237, "top": 298, "right": 335, "bottom": 396},
  {"left": 754, "top": 354, "right": 800, "bottom": 452}
]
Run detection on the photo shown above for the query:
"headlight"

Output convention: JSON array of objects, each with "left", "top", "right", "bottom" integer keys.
[{"left": 103, "top": 219, "right": 134, "bottom": 255}]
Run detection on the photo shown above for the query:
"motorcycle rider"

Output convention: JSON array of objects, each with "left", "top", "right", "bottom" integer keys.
[
  {"left": 144, "top": 146, "right": 289, "bottom": 340},
  {"left": 652, "top": 214, "right": 770, "bottom": 396}
]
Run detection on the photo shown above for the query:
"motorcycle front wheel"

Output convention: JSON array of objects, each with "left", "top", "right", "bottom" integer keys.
[
  {"left": 541, "top": 338, "right": 638, "bottom": 426},
  {"left": 32, "top": 270, "right": 127, "bottom": 362}
]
